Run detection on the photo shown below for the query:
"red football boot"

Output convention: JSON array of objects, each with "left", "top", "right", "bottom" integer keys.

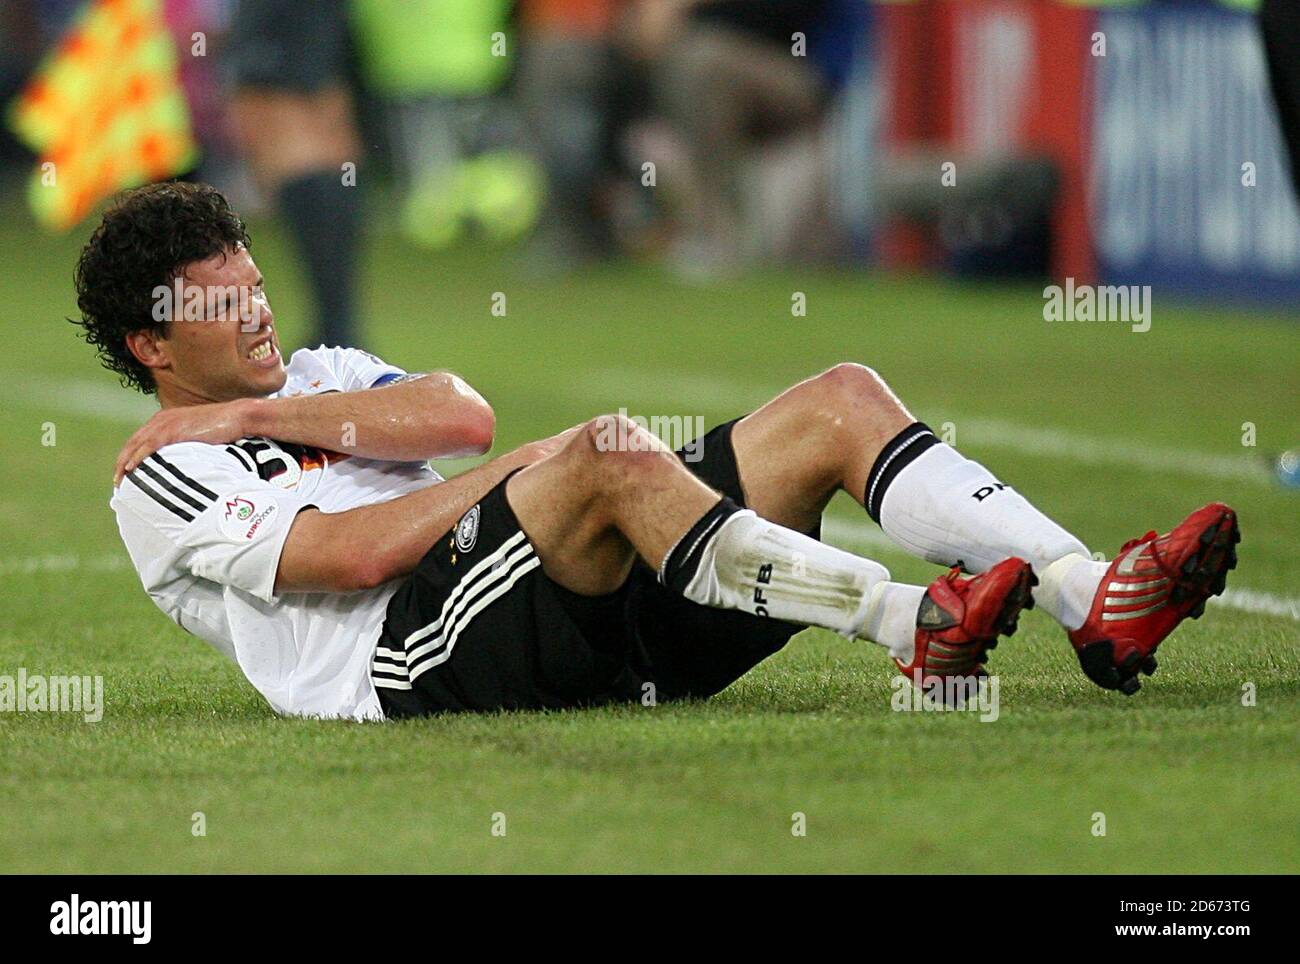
[
  {"left": 895, "top": 557, "right": 1036, "bottom": 686},
  {"left": 1069, "top": 503, "right": 1240, "bottom": 694}
]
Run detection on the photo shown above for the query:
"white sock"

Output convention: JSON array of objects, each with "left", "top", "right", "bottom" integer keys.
[
  {"left": 662, "top": 505, "right": 898, "bottom": 650},
  {"left": 860, "top": 581, "right": 926, "bottom": 663},
  {"left": 878, "top": 443, "right": 1089, "bottom": 574},
  {"left": 1034, "top": 552, "right": 1108, "bottom": 631},
  {"left": 870, "top": 435, "right": 1104, "bottom": 629}
]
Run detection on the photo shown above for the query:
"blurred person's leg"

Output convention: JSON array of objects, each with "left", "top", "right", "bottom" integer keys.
[
  {"left": 227, "top": 0, "right": 362, "bottom": 348},
  {"left": 655, "top": 24, "right": 826, "bottom": 272},
  {"left": 387, "top": 96, "right": 467, "bottom": 249},
  {"left": 1260, "top": 0, "right": 1300, "bottom": 200},
  {"left": 518, "top": 31, "right": 616, "bottom": 263}
]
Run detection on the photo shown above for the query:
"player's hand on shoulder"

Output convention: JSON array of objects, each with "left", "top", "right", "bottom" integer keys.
[{"left": 115, "top": 398, "right": 257, "bottom": 485}]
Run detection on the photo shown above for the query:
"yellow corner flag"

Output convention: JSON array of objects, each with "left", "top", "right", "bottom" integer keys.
[{"left": 7, "top": 0, "right": 198, "bottom": 230}]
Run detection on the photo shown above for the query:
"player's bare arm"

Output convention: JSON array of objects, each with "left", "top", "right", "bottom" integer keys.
[
  {"left": 113, "top": 370, "right": 496, "bottom": 483},
  {"left": 275, "top": 425, "right": 579, "bottom": 593}
]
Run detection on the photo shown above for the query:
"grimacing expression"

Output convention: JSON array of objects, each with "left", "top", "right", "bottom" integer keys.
[{"left": 155, "top": 246, "right": 286, "bottom": 401}]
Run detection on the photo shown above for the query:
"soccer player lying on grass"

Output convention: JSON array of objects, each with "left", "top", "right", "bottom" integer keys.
[{"left": 77, "top": 183, "right": 1240, "bottom": 720}]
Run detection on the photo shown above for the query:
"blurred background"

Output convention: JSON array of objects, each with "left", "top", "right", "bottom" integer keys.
[{"left": 2, "top": 0, "right": 1299, "bottom": 341}]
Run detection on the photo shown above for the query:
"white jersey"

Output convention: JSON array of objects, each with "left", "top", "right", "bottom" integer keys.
[{"left": 111, "top": 346, "right": 444, "bottom": 720}]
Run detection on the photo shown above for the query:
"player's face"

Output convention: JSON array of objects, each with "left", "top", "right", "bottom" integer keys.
[{"left": 162, "top": 246, "right": 286, "bottom": 401}]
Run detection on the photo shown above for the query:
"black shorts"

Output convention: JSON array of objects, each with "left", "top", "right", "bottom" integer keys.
[
  {"left": 227, "top": 0, "right": 354, "bottom": 93},
  {"left": 373, "top": 419, "right": 819, "bottom": 718}
]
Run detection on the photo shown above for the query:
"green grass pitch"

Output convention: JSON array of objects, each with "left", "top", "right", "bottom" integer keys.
[{"left": 1, "top": 211, "right": 1297, "bottom": 873}]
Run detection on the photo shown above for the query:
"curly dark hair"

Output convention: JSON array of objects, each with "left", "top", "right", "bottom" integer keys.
[{"left": 73, "top": 181, "right": 252, "bottom": 394}]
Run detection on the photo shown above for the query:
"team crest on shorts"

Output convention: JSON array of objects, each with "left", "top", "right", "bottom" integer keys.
[{"left": 455, "top": 505, "right": 480, "bottom": 553}]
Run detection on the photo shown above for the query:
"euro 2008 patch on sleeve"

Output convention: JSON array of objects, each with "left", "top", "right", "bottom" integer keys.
[{"left": 220, "top": 496, "right": 278, "bottom": 542}]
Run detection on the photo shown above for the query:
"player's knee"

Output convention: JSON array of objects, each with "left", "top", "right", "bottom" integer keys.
[
  {"left": 817, "top": 363, "right": 893, "bottom": 405},
  {"left": 579, "top": 414, "right": 673, "bottom": 480},
  {"left": 792, "top": 364, "right": 905, "bottom": 449}
]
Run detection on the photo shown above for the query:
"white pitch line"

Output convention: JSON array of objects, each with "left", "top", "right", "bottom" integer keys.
[
  {"left": 821, "top": 516, "right": 1300, "bottom": 624},
  {"left": 0, "top": 553, "right": 130, "bottom": 577},
  {"left": 4, "top": 373, "right": 155, "bottom": 424},
  {"left": 957, "top": 416, "right": 1267, "bottom": 485},
  {"left": 1210, "top": 587, "right": 1300, "bottom": 622}
]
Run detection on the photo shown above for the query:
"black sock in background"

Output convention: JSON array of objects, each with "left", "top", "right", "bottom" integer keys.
[{"left": 277, "top": 170, "right": 361, "bottom": 347}]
